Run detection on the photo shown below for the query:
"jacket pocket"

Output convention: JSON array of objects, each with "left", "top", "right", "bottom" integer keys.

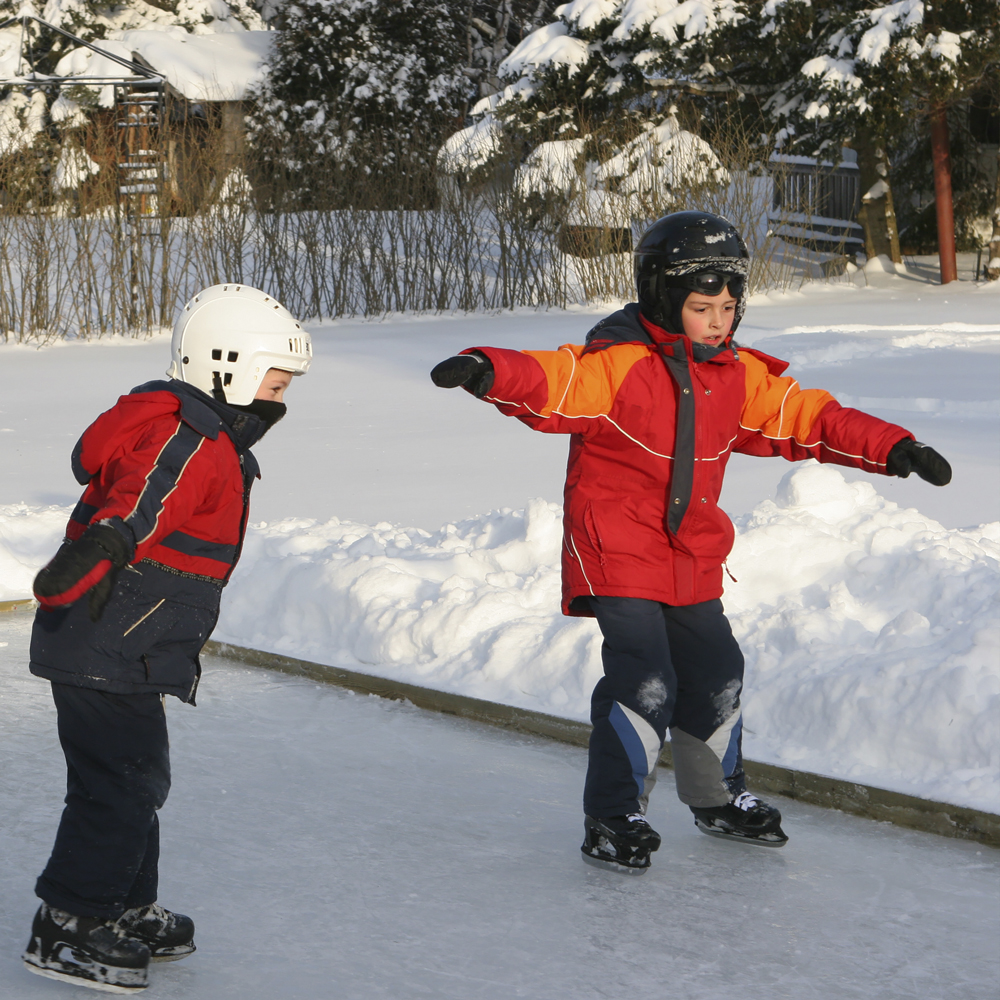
[
  {"left": 140, "top": 602, "right": 217, "bottom": 690},
  {"left": 677, "top": 502, "right": 736, "bottom": 562},
  {"left": 583, "top": 502, "right": 608, "bottom": 566}
]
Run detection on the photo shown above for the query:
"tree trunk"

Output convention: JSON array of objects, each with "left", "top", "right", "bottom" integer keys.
[
  {"left": 987, "top": 147, "right": 1000, "bottom": 281},
  {"left": 930, "top": 106, "right": 958, "bottom": 284},
  {"left": 854, "top": 126, "right": 902, "bottom": 264}
]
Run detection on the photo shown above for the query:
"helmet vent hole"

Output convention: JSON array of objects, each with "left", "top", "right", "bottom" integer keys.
[
  {"left": 227, "top": 351, "right": 239, "bottom": 362},
  {"left": 211, "top": 349, "right": 222, "bottom": 361},
  {"left": 223, "top": 373, "right": 233, "bottom": 387}
]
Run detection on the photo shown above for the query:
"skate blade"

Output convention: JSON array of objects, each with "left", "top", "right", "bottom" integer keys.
[
  {"left": 581, "top": 851, "right": 649, "bottom": 875},
  {"left": 694, "top": 818, "right": 788, "bottom": 848},
  {"left": 24, "top": 959, "right": 148, "bottom": 993},
  {"left": 150, "top": 943, "right": 196, "bottom": 963}
]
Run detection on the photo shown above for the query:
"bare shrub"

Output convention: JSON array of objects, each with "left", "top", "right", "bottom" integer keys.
[{"left": 0, "top": 110, "right": 847, "bottom": 342}]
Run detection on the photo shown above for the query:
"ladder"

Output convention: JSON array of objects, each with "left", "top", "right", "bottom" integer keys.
[
  {"left": 113, "top": 78, "right": 168, "bottom": 326},
  {"left": 113, "top": 79, "right": 166, "bottom": 231}
]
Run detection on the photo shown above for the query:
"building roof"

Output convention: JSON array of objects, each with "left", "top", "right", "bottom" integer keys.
[{"left": 54, "top": 28, "right": 275, "bottom": 103}]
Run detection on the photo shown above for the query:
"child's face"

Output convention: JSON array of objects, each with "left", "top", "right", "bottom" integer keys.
[
  {"left": 255, "top": 368, "right": 294, "bottom": 402},
  {"left": 680, "top": 291, "right": 737, "bottom": 346}
]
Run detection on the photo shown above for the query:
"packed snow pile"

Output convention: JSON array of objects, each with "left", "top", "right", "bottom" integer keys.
[
  {"left": 724, "top": 465, "right": 999, "bottom": 811},
  {"left": 0, "top": 506, "right": 74, "bottom": 603},
  {"left": 1, "top": 466, "right": 997, "bottom": 812}
]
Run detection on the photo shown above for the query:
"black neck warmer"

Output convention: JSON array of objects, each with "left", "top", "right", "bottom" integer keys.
[{"left": 229, "top": 399, "right": 287, "bottom": 438}]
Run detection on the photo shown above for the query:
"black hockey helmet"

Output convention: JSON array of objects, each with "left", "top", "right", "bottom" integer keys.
[{"left": 634, "top": 211, "right": 750, "bottom": 335}]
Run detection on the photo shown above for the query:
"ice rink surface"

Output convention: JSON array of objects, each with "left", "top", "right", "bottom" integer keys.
[{"left": 2, "top": 614, "right": 997, "bottom": 1000}]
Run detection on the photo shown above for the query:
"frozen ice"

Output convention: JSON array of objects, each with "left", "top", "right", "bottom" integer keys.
[{"left": 1, "top": 614, "right": 997, "bottom": 999}]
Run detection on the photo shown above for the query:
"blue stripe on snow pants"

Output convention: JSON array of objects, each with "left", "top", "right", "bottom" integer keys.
[
  {"left": 35, "top": 683, "right": 170, "bottom": 920},
  {"left": 583, "top": 596, "right": 746, "bottom": 818}
]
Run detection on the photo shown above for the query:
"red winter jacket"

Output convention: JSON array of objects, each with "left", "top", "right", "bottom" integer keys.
[
  {"left": 29, "top": 380, "right": 264, "bottom": 702},
  {"left": 65, "top": 380, "right": 260, "bottom": 586},
  {"left": 468, "top": 305, "right": 911, "bottom": 615}
]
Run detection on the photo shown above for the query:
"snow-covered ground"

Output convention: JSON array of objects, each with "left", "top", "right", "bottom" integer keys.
[
  {"left": 1, "top": 271, "right": 998, "bottom": 813},
  {"left": 1, "top": 615, "right": 998, "bottom": 1000}
]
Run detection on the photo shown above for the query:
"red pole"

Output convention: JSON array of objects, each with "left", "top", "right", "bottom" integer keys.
[{"left": 930, "top": 106, "right": 958, "bottom": 284}]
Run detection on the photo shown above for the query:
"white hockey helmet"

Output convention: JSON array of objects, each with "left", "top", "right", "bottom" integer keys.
[{"left": 167, "top": 284, "right": 312, "bottom": 406}]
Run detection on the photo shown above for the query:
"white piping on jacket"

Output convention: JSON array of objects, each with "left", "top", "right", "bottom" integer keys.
[{"left": 569, "top": 533, "right": 595, "bottom": 596}]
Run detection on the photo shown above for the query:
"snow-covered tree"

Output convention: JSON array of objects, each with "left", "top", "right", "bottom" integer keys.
[
  {"left": 248, "top": 0, "right": 471, "bottom": 196},
  {"left": 470, "top": 0, "right": 997, "bottom": 269},
  {"left": 464, "top": 0, "right": 558, "bottom": 103},
  {"left": 764, "top": 0, "right": 999, "bottom": 269}
]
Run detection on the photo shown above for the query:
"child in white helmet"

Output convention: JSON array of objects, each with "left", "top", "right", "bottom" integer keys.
[{"left": 23, "top": 285, "right": 310, "bottom": 993}]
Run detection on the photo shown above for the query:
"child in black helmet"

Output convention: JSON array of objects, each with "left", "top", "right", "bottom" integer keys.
[{"left": 430, "top": 211, "right": 951, "bottom": 872}]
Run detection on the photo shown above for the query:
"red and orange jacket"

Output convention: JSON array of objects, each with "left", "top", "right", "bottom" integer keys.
[{"left": 468, "top": 305, "right": 911, "bottom": 614}]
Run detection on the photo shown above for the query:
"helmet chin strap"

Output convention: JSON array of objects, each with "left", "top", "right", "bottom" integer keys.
[{"left": 211, "top": 372, "right": 228, "bottom": 404}]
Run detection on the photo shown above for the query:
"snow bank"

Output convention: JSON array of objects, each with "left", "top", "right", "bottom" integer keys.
[
  {"left": 0, "top": 506, "right": 69, "bottom": 602},
  {"left": 2, "top": 467, "right": 997, "bottom": 812},
  {"left": 218, "top": 498, "right": 605, "bottom": 716},
  {"left": 725, "top": 466, "right": 999, "bottom": 812}
]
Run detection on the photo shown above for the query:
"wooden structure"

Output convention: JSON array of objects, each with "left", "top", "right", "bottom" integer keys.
[{"left": 768, "top": 154, "right": 864, "bottom": 256}]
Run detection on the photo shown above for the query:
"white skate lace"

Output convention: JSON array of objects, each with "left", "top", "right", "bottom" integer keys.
[
  {"left": 625, "top": 812, "right": 649, "bottom": 825},
  {"left": 732, "top": 792, "right": 759, "bottom": 812}
]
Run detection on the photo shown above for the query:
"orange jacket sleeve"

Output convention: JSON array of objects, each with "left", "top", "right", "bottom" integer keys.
[
  {"left": 735, "top": 351, "right": 911, "bottom": 472},
  {"left": 470, "top": 343, "right": 649, "bottom": 435}
]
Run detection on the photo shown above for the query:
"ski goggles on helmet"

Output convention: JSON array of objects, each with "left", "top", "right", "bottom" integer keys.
[{"left": 664, "top": 270, "right": 745, "bottom": 298}]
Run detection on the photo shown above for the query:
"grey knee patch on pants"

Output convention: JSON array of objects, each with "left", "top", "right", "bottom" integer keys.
[{"left": 670, "top": 727, "right": 731, "bottom": 807}]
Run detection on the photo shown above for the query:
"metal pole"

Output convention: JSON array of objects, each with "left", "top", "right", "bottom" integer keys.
[{"left": 930, "top": 106, "right": 958, "bottom": 285}]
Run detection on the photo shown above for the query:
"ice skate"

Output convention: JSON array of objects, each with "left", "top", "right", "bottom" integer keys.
[
  {"left": 581, "top": 813, "right": 662, "bottom": 874},
  {"left": 23, "top": 903, "right": 150, "bottom": 993},
  {"left": 691, "top": 791, "right": 788, "bottom": 846},
  {"left": 117, "top": 902, "right": 196, "bottom": 962}
]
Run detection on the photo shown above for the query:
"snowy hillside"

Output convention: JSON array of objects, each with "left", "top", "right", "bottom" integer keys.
[{"left": 1, "top": 272, "right": 997, "bottom": 813}]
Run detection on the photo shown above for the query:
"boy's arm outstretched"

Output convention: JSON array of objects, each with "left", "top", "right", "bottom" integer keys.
[
  {"left": 735, "top": 350, "right": 951, "bottom": 485},
  {"left": 431, "top": 344, "right": 649, "bottom": 435}
]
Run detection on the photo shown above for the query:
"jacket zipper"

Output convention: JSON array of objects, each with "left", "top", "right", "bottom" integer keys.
[{"left": 224, "top": 453, "right": 253, "bottom": 584}]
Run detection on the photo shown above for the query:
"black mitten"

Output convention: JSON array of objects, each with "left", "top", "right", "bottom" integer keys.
[
  {"left": 34, "top": 521, "right": 134, "bottom": 621},
  {"left": 430, "top": 353, "right": 495, "bottom": 397},
  {"left": 886, "top": 439, "right": 952, "bottom": 486}
]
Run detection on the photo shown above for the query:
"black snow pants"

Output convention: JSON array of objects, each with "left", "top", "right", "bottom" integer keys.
[
  {"left": 583, "top": 596, "right": 746, "bottom": 819},
  {"left": 35, "top": 683, "right": 170, "bottom": 920}
]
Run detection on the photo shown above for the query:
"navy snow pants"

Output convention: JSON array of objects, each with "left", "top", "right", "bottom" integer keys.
[
  {"left": 583, "top": 596, "right": 746, "bottom": 819},
  {"left": 35, "top": 683, "right": 170, "bottom": 920}
]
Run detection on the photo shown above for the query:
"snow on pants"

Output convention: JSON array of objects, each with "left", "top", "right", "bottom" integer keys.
[
  {"left": 583, "top": 596, "right": 746, "bottom": 818},
  {"left": 35, "top": 683, "right": 170, "bottom": 920}
]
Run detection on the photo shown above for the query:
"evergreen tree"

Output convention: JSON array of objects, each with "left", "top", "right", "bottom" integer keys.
[
  {"left": 248, "top": 0, "right": 471, "bottom": 192},
  {"left": 763, "top": 0, "right": 998, "bottom": 264},
  {"left": 480, "top": 0, "right": 998, "bottom": 263}
]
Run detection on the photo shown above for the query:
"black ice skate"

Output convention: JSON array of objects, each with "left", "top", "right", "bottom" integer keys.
[
  {"left": 691, "top": 791, "right": 788, "bottom": 847},
  {"left": 117, "top": 903, "right": 196, "bottom": 962},
  {"left": 581, "top": 813, "right": 662, "bottom": 874},
  {"left": 23, "top": 903, "right": 150, "bottom": 993}
]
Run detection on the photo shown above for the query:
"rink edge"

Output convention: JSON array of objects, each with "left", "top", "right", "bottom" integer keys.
[{"left": 205, "top": 639, "right": 1000, "bottom": 849}]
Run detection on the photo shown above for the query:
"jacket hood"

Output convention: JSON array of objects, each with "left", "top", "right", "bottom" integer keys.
[{"left": 133, "top": 380, "right": 267, "bottom": 452}]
